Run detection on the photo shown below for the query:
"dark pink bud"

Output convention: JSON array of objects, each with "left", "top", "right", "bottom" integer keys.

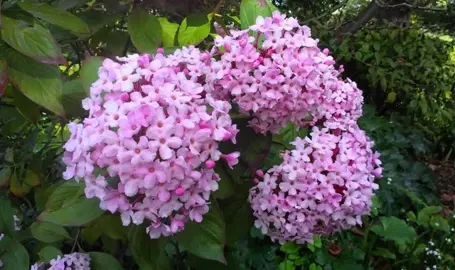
[
  {"left": 200, "top": 53, "right": 211, "bottom": 62},
  {"left": 157, "top": 48, "right": 165, "bottom": 54},
  {"left": 239, "top": 38, "right": 247, "bottom": 48},
  {"left": 253, "top": 178, "right": 260, "bottom": 184},
  {"left": 175, "top": 187, "right": 185, "bottom": 196},
  {"left": 120, "top": 93, "right": 130, "bottom": 102},
  {"left": 256, "top": 169, "right": 264, "bottom": 177},
  {"left": 323, "top": 48, "right": 330, "bottom": 55},
  {"left": 224, "top": 43, "right": 231, "bottom": 52},
  {"left": 205, "top": 160, "right": 216, "bottom": 169}
]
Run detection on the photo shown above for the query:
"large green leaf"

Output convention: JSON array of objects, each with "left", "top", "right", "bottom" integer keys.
[
  {"left": 3, "top": 46, "right": 64, "bottom": 116},
  {"left": 0, "top": 196, "right": 15, "bottom": 237},
  {"left": 177, "top": 13, "right": 212, "bottom": 46},
  {"left": 18, "top": 2, "right": 90, "bottom": 34},
  {"left": 128, "top": 225, "right": 172, "bottom": 270},
  {"left": 127, "top": 8, "right": 162, "bottom": 53},
  {"left": 38, "top": 197, "right": 104, "bottom": 226},
  {"left": 89, "top": 252, "right": 123, "bottom": 270},
  {"left": 30, "top": 221, "right": 71, "bottom": 243},
  {"left": 240, "top": 0, "right": 273, "bottom": 29},
  {"left": 0, "top": 167, "right": 11, "bottom": 187},
  {"left": 38, "top": 246, "right": 63, "bottom": 263},
  {"left": 176, "top": 200, "right": 226, "bottom": 263},
  {"left": 1, "top": 16, "right": 65, "bottom": 64},
  {"left": 370, "top": 216, "right": 417, "bottom": 245},
  {"left": 38, "top": 181, "right": 103, "bottom": 226},
  {"left": 0, "top": 58, "right": 7, "bottom": 97},
  {"left": 61, "top": 80, "right": 87, "bottom": 118},
  {"left": 158, "top": 17, "right": 179, "bottom": 48},
  {"left": 80, "top": 56, "right": 104, "bottom": 93},
  {"left": 12, "top": 87, "right": 40, "bottom": 124},
  {"left": 1, "top": 241, "right": 29, "bottom": 270}
]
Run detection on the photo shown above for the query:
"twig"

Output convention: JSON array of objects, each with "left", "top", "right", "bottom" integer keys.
[
  {"left": 375, "top": 0, "right": 447, "bottom": 11},
  {"left": 212, "top": 0, "right": 225, "bottom": 15}
]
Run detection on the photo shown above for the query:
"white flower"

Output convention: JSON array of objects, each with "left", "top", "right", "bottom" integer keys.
[{"left": 434, "top": 222, "right": 440, "bottom": 227}]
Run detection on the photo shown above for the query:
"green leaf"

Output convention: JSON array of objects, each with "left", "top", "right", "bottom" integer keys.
[
  {"left": 80, "top": 57, "right": 104, "bottom": 93},
  {"left": 0, "top": 196, "right": 15, "bottom": 237},
  {"left": 88, "top": 252, "right": 123, "bottom": 270},
  {"left": 39, "top": 197, "right": 103, "bottom": 227},
  {"left": 31, "top": 221, "right": 71, "bottom": 243},
  {"left": 45, "top": 182, "right": 82, "bottom": 211},
  {"left": 386, "top": 91, "right": 397, "bottom": 103},
  {"left": 18, "top": 2, "right": 90, "bottom": 34},
  {"left": 82, "top": 214, "right": 127, "bottom": 244},
  {"left": 9, "top": 172, "right": 24, "bottom": 198},
  {"left": 430, "top": 215, "right": 450, "bottom": 232},
  {"left": 0, "top": 58, "right": 7, "bottom": 97},
  {"left": 213, "top": 164, "right": 235, "bottom": 199},
  {"left": 219, "top": 184, "right": 253, "bottom": 247},
  {"left": 38, "top": 182, "right": 103, "bottom": 226},
  {"left": 53, "top": 0, "right": 90, "bottom": 9},
  {"left": 1, "top": 241, "right": 29, "bottom": 270},
  {"left": 0, "top": 167, "right": 12, "bottom": 187},
  {"left": 417, "top": 206, "right": 441, "bottom": 227},
  {"left": 158, "top": 17, "right": 179, "bottom": 48},
  {"left": 176, "top": 201, "right": 226, "bottom": 263},
  {"left": 370, "top": 216, "right": 416, "bottom": 245},
  {"left": 12, "top": 86, "right": 40, "bottom": 124},
  {"left": 177, "top": 13, "right": 212, "bottom": 46},
  {"left": 372, "top": 248, "right": 396, "bottom": 259},
  {"left": 3, "top": 46, "right": 64, "bottom": 116},
  {"left": 22, "top": 169, "right": 41, "bottom": 194},
  {"left": 1, "top": 16, "right": 65, "bottom": 64},
  {"left": 412, "top": 243, "right": 426, "bottom": 257},
  {"left": 127, "top": 8, "right": 162, "bottom": 52},
  {"left": 128, "top": 225, "right": 172, "bottom": 270},
  {"left": 280, "top": 242, "right": 299, "bottom": 254},
  {"left": 38, "top": 246, "right": 63, "bottom": 263},
  {"left": 61, "top": 80, "right": 87, "bottom": 118},
  {"left": 240, "top": 0, "right": 273, "bottom": 29}
]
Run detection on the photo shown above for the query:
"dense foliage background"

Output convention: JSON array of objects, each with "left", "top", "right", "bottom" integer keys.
[{"left": 0, "top": 0, "right": 455, "bottom": 269}]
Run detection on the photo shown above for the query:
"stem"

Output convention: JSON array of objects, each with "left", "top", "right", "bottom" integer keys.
[
  {"left": 230, "top": 113, "right": 250, "bottom": 119},
  {"left": 71, "top": 228, "right": 81, "bottom": 253}
]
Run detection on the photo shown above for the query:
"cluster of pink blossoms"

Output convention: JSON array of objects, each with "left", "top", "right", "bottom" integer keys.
[
  {"left": 63, "top": 47, "right": 239, "bottom": 238},
  {"left": 206, "top": 11, "right": 363, "bottom": 134},
  {"left": 244, "top": 12, "right": 382, "bottom": 243},
  {"left": 31, "top": 253, "right": 90, "bottom": 270},
  {"left": 249, "top": 125, "right": 382, "bottom": 244}
]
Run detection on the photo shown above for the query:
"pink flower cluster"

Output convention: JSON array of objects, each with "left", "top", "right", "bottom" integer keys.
[
  {"left": 63, "top": 47, "right": 239, "bottom": 238},
  {"left": 31, "top": 253, "right": 90, "bottom": 270},
  {"left": 249, "top": 125, "right": 382, "bottom": 244},
  {"left": 206, "top": 11, "right": 363, "bottom": 134}
]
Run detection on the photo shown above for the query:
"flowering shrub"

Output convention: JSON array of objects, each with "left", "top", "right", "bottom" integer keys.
[
  {"left": 207, "top": 11, "right": 363, "bottom": 134},
  {"left": 61, "top": 9, "right": 381, "bottom": 245},
  {"left": 63, "top": 47, "right": 239, "bottom": 238},
  {"left": 31, "top": 253, "right": 91, "bottom": 270}
]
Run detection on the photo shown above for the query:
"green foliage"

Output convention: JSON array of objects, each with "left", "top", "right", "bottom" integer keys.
[{"left": 337, "top": 27, "right": 455, "bottom": 138}]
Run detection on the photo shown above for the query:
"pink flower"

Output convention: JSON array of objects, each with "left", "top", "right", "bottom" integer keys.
[{"left": 221, "top": 152, "right": 240, "bottom": 169}]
